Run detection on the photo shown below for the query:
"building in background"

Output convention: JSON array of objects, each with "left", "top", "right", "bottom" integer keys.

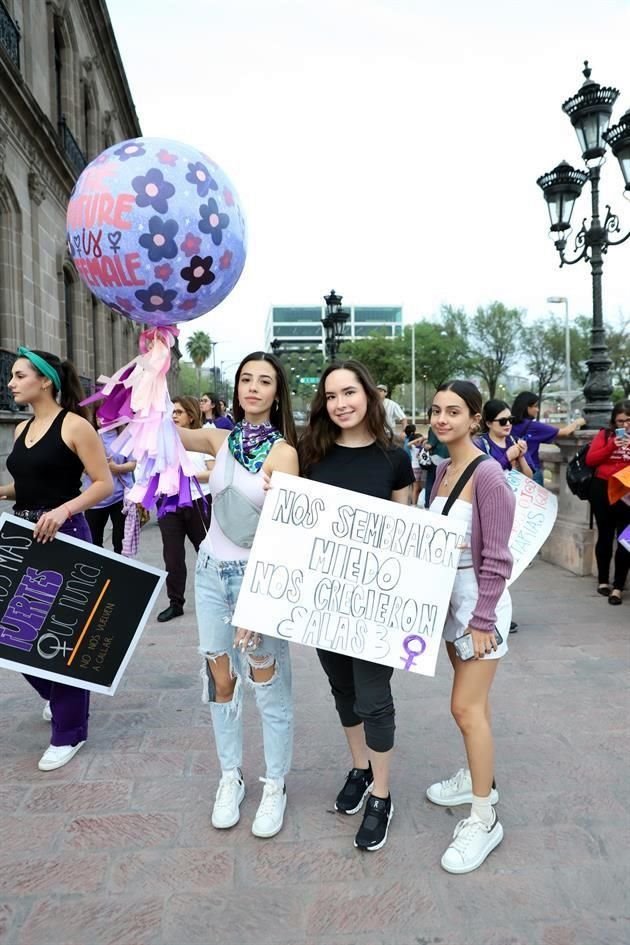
[
  {"left": 265, "top": 304, "right": 404, "bottom": 353},
  {"left": 0, "top": 0, "right": 142, "bottom": 462}
]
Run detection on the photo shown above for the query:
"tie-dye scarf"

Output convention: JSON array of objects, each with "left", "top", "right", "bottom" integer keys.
[{"left": 227, "top": 421, "right": 283, "bottom": 473}]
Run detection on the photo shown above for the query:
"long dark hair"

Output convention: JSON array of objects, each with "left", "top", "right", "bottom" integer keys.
[
  {"left": 299, "top": 359, "right": 389, "bottom": 472},
  {"left": 201, "top": 391, "right": 220, "bottom": 419},
  {"left": 610, "top": 399, "right": 630, "bottom": 431},
  {"left": 232, "top": 351, "right": 297, "bottom": 448},
  {"left": 17, "top": 350, "right": 88, "bottom": 419},
  {"left": 482, "top": 398, "right": 510, "bottom": 432},
  {"left": 512, "top": 391, "right": 538, "bottom": 424}
]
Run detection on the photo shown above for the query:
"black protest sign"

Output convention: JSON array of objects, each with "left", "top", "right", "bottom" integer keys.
[{"left": 0, "top": 514, "right": 165, "bottom": 694}]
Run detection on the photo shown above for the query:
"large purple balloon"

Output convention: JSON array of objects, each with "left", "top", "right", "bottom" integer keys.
[{"left": 66, "top": 137, "right": 247, "bottom": 326}]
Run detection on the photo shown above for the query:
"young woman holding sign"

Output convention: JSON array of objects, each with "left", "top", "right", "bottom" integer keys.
[
  {"left": 299, "top": 360, "right": 414, "bottom": 852},
  {"left": 1, "top": 348, "right": 112, "bottom": 771},
  {"left": 176, "top": 352, "right": 299, "bottom": 839},
  {"left": 426, "top": 380, "right": 515, "bottom": 873}
]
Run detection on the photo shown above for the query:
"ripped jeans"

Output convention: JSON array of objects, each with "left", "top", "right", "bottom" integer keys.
[{"left": 195, "top": 550, "right": 293, "bottom": 780}]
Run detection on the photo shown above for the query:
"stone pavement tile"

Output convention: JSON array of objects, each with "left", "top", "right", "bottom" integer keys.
[
  {"left": 83, "top": 749, "right": 187, "bottom": 780},
  {"left": 129, "top": 774, "right": 210, "bottom": 812},
  {"left": 431, "top": 865, "right": 572, "bottom": 927},
  {"left": 0, "top": 902, "right": 18, "bottom": 945},
  {"left": 0, "top": 784, "right": 30, "bottom": 813},
  {"left": 0, "top": 754, "right": 90, "bottom": 783},
  {"left": 544, "top": 914, "right": 630, "bottom": 945},
  {"left": 3, "top": 815, "right": 67, "bottom": 856},
  {"left": 481, "top": 822, "right": 607, "bottom": 872},
  {"left": 305, "top": 878, "right": 438, "bottom": 937},
  {"left": 554, "top": 863, "right": 629, "bottom": 921},
  {"left": 62, "top": 811, "right": 181, "bottom": 851},
  {"left": 109, "top": 847, "right": 234, "bottom": 894},
  {"left": 18, "top": 895, "right": 163, "bottom": 945},
  {"left": 117, "top": 671, "right": 194, "bottom": 691},
  {"left": 0, "top": 852, "right": 109, "bottom": 895},
  {"left": 162, "top": 889, "right": 312, "bottom": 945},
  {"left": 23, "top": 780, "right": 133, "bottom": 814},
  {"left": 237, "top": 835, "right": 366, "bottom": 887},
  {"left": 141, "top": 725, "right": 215, "bottom": 752}
]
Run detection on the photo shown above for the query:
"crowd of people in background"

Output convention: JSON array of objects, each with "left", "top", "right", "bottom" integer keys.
[{"left": 1, "top": 348, "right": 628, "bottom": 876}]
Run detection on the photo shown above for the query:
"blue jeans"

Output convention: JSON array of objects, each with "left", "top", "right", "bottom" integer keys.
[{"left": 195, "top": 550, "right": 293, "bottom": 780}]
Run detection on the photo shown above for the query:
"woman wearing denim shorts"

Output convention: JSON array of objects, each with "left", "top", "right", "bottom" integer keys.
[{"left": 177, "top": 351, "right": 299, "bottom": 838}]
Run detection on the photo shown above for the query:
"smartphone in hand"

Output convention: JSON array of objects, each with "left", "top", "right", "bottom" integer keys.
[{"left": 454, "top": 628, "right": 504, "bottom": 661}]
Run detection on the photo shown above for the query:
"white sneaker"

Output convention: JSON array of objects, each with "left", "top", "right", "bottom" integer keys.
[
  {"left": 426, "top": 767, "right": 499, "bottom": 806},
  {"left": 441, "top": 812, "right": 504, "bottom": 874},
  {"left": 42, "top": 702, "right": 52, "bottom": 722},
  {"left": 251, "top": 777, "right": 287, "bottom": 838},
  {"left": 38, "top": 741, "right": 85, "bottom": 771},
  {"left": 211, "top": 769, "right": 246, "bottom": 829}
]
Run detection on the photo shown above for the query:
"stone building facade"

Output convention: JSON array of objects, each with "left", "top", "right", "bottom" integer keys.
[{"left": 0, "top": 0, "right": 142, "bottom": 464}]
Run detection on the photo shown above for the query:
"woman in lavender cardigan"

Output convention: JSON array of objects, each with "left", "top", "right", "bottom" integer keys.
[{"left": 425, "top": 380, "right": 515, "bottom": 875}]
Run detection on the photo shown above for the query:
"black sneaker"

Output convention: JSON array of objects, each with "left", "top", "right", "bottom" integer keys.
[
  {"left": 354, "top": 794, "right": 393, "bottom": 851},
  {"left": 335, "top": 764, "right": 373, "bottom": 815}
]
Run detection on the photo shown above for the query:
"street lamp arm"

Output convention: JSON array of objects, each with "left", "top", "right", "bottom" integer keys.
[
  {"left": 602, "top": 204, "right": 630, "bottom": 247},
  {"left": 557, "top": 222, "right": 589, "bottom": 267}
]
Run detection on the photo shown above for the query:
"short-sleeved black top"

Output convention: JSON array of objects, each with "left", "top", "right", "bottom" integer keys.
[{"left": 306, "top": 442, "right": 414, "bottom": 500}]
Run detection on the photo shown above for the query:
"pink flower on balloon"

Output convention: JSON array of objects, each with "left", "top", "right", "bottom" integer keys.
[
  {"left": 132, "top": 168, "right": 175, "bottom": 214},
  {"left": 198, "top": 198, "right": 229, "bottom": 246},
  {"left": 157, "top": 149, "right": 178, "bottom": 166},
  {"left": 179, "top": 299, "right": 196, "bottom": 311},
  {"left": 219, "top": 249, "right": 232, "bottom": 270},
  {"left": 180, "top": 232, "right": 202, "bottom": 257},
  {"left": 115, "top": 296, "right": 134, "bottom": 312},
  {"left": 180, "top": 255, "right": 215, "bottom": 293},
  {"left": 223, "top": 187, "right": 234, "bottom": 206},
  {"left": 135, "top": 282, "right": 177, "bottom": 313},
  {"left": 154, "top": 263, "right": 173, "bottom": 281}
]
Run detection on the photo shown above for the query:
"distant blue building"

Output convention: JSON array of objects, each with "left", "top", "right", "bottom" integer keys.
[{"left": 265, "top": 304, "right": 404, "bottom": 352}]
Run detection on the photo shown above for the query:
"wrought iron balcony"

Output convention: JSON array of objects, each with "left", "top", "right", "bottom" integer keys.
[
  {"left": 0, "top": 0, "right": 20, "bottom": 70},
  {"left": 0, "top": 348, "right": 19, "bottom": 411},
  {"left": 79, "top": 376, "right": 94, "bottom": 398},
  {"left": 59, "top": 116, "right": 87, "bottom": 178}
]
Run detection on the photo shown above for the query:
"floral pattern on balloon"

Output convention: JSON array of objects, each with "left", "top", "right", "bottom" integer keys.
[
  {"left": 198, "top": 198, "right": 230, "bottom": 246},
  {"left": 66, "top": 136, "right": 247, "bottom": 325},
  {"left": 180, "top": 255, "right": 215, "bottom": 293},
  {"left": 185, "top": 161, "right": 218, "bottom": 197},
  {"left": 139, "top": 216, "right": 179, "bottom": 262}
]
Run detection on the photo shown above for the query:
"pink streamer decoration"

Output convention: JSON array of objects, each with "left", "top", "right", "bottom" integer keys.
[{"left": 81, "top": 325, "right": 197, "bottom": 513}]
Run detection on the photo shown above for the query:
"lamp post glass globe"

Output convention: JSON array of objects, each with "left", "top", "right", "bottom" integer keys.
[
  {"left": 604, "top": 108, "right": 630, "bottom": 195},
  {"left": 562, "top": 61, "right": 620, "bottom": 164}
]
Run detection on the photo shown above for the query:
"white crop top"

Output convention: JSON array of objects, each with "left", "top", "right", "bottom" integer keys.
[{"left": 200, "top": 440, "right": 265, "bottom": 561}]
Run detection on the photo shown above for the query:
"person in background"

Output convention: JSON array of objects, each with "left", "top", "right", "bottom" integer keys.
[
  {"left": 403, "top": 423, "right": 425, "bottom": 506},
  {"left": 1, "top": 348, "right": 112, "bottom": 771},
  {"left": 300, "top": 360, "right": 414, "bottom": 852},
  {"left": 85, "top": 419, "right": 136, "bottom": 554},
  {"left": 477, "top": 400, "right": 533, "bottom": 478},
  {"left": 376, "top": 384, "right": 407, "bottom": 437},
  {"left": 511, "top": 392, "right": 585, "bottom": 485},
  {"left": 424, "top": 425, "right": 450, "bottom": 509},
  {"left": 157, "top": 396, "right": 212, "bottom": 623},
  {"left": 177, "top": 353, "right": 299, "bottom": 839},
  {"left": 200, "top": 391, "right": 234, "bottom": 430},
  {"left": 218, "top": 398, "right": 233, "bottom": 423},
  {"left": 585, "top": 400, "right": 630, "bottom": 605},
  {"left": 426, "top": 380, "right": 515, "bottom": 874}
]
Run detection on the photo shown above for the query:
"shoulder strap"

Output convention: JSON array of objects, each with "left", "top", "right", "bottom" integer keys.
[{"left": 441, "top": 455, "right": 488, "bottom": 516}]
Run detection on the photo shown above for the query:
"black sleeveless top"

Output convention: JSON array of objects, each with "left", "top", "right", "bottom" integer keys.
[{"left": 6, "top": 410, "right": 84, "bottom": 511}]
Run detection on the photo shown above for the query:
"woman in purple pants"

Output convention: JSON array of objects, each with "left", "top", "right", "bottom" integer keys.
[{"left": 1, "top": 348, "right": 112, "bottom": 771}]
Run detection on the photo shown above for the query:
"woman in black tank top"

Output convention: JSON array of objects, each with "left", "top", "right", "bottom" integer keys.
[{"left": 1, "top": 349, "right": 112, "bottom": 772}]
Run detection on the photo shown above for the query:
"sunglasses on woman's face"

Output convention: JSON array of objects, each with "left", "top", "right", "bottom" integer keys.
[{"left": 494, "top": 416, "right": 515, "bottom": 426}]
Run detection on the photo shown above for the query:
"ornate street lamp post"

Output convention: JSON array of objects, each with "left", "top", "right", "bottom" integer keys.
[
  {"left": 270, "top": 338, "right": 283, "bottom": 358},
  {"left": 322, "top": 289, "right": 350, "bottom": 362},
  {"left": 537, "top": 62, "right": 630, "bottom": 428}
]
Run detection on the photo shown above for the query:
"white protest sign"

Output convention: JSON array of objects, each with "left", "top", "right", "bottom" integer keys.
[
  {"left": 233, "top": 473, "right": 467, "bottom": 677},
  {"left": 504, "top": 471, "right": 558, "bottom": 585}
]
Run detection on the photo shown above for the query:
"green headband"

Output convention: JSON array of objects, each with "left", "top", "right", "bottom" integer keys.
[{"left": 17, "top": 347, "right": 62, "bottom": 392}]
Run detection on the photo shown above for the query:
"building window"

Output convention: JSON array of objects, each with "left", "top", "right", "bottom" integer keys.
[
  {"left": 0, "top": 179, "right": 23, "bottom": 353},
  {"left": 63, "top": 266, "right": 75, "bottom": 361},
  {"left": 0, "top": 0, "right": 21, "bottom": 70}
]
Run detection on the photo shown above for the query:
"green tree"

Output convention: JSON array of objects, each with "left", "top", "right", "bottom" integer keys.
[
  {"left": 339, "top": 330, "right": 406, "bottom": 393},
  {"left": 608, "top": 322, "right": 630, "bottom": 396},
  {"left": 520, "top": 317, "right": 566, "bottom": 404},
  {"left": 570, "top": 315, "right": 592, "bottom": 385},
  {"left": 467, "top": 302, "right": 524, "bottom": 398},
  {"left": 185, "top": 330, "right": 213, "bottom": 396}
]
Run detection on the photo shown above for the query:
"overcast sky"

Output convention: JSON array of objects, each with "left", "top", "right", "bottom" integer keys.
[{"left": 106, "top": 0, "right": 630, "bottom": 370}]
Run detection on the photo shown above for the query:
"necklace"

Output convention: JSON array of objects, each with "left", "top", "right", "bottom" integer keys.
[
  {"left": 442, "top": 455, "right": 477, "bottom": 490},
  {"left": 25, "top": 411, "right": 61, "bottom": 447}
]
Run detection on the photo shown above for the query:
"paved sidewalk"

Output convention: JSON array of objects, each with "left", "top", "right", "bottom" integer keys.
[{"left": 0, "top": 519, "right": 628, "bottom": 945}]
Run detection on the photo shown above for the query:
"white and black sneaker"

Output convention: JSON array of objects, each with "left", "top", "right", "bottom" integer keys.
[
  {"left": 335, "top": 763, "right": 374, "bottom": 815},
  {"left": 426, "top": 768, "right": 499, "bottom": 807},
  {"left": 441, "top": 811, "right": 504, "bottom": 873},
  {"left": 211, "top": 768, "right": 245, "bottom": 829},
  {"left": 251, "top": 777, "right": 287, "bottom": 838},
  {"left": 354, "top": 793, "right": 393, "bottom": 852}
]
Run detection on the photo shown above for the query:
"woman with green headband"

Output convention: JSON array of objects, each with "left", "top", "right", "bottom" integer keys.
[{"left": 1, "top": 348, "right": 113, "bottom": 771}]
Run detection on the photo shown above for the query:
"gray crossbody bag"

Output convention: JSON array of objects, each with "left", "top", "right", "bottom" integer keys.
[{"left": 212, "top": 447, "right": 262, "bottom": 548}]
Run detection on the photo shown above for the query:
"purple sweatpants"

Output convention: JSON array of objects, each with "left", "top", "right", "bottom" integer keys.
[{"left": 23, "top": 513, "right": 93, "bottom": 747}]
